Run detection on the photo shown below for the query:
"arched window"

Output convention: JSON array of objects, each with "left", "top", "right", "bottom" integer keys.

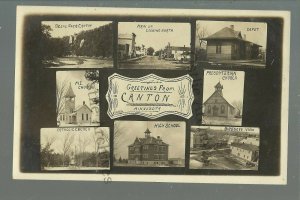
[
  {"left": 221, "top": 105, "right": 225, "bottom": 114},
  {"left": 207, "top": 105, "right": 211, "bottom": 113},
  {"left": 86, "top": 113, "right": 88, "bottom": 120}
]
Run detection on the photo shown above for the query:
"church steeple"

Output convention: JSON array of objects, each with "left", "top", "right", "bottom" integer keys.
[
  {"left": 214, "top": 81, "right": 223, "bottom": 96},
  {"left": 144, "top": 128, "right": 151, "bottom": 138},
  {"left": 64, "top": 83, "right": 76, "bottom": 98}
]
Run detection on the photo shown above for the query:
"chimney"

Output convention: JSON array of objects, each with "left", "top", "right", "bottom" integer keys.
[
  {"left": 243, "top": 34, "right": 246, "bottom": 40},
  {"left": 83, "top": 101, "right": 85, "bottom": 105},
  {"left": 230, "top": 25, "right": 234, "bottom": 30}
]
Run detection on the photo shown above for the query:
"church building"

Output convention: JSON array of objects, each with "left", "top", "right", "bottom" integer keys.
[
  {"left": 128, "top": 128, "right": 169, "bottom": 166},
  {"left": 203, "top": 81, "right": 238, "bottom": 118},
  {"left": 59, "top": 83, "right": 93, "bottom": 125}
]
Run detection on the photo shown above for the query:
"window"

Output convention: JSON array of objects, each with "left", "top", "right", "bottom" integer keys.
[
  {"left": 82, "top": 113, "right": 84, "bottom": 120},
  {"left": 86, "top": 114, "right": 88, "bottom": 120},
  {"left": 207, "top": 105, "right": 211, "bottom": 114},
  {"left": 143, "top": 145, "right": 148, "bottom": 150},
  {"left": 143, "top": 154, "right": 148, "bottom": 159},
  {"left": 216, "top": 44, "right": 222, "bottom": 54},
  {"left": 221, "top": 105, "right": 225, "bottom": 114}
]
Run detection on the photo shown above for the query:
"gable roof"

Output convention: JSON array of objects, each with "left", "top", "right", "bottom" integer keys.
[
  {"left": 231, "top": 143, "right": 259, "bottom": 151},
  {"left": 75, "top": 104, "right": 92, "bottom": 112},
  {"left": 202, "top": 27, "right": 262, "bottom": 47},
  {"left": 203, "top": 90, "right": 235, "bottom": 108}
]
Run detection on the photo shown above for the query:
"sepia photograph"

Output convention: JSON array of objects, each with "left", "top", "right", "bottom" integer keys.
[
  {"left": 56, "top": 70, "right": 100, "bottom": 127},
  {"left": 195, "top": 21, "right": 267, "bottom": 68},
  {"left": 41, "top": 21, "right": 113, "bottom": 68},
  {"left": 202, "top": 70, "right": 245, "bottom": 126},
  {"left": 118, "top": 22, "right": 191, "bottom": 70},
  {"left": 189, "top": 126, "right": 259, "bottom": 170},
  {"left": 114, "top": 121, "right": 186, "bottom": 167},
  {"left": 40, "top": 127, "right": 110, "bottom": 170}
]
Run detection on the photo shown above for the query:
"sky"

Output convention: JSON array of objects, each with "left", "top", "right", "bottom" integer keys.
[
  {"left": 118, "top": 22, "right": 191, "bottom": 52},
  {"left": 114, "top": 121, "right": 186, "bottom": 160},
  {"left": 40, "top": 127, "right": 109, "bottom": 154},
  {"left": 42, "top": 21, "right": 112, "bottom": 38},
  {"left": 56, "top": 71, "right": 99, "bottom": 110},
  {"left": 196, "top": 20, "right": 267, "bottom": 49},
  {"left": 202, "top": 70, "right": 245, "bottom": 104}
]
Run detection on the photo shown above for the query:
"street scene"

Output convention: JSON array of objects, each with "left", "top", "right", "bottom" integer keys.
[
  {"left": 56, "top": 70, "right": 100, "bottom": 127},
  {"left": 118, "top": 22, "right": 191, "bottom": 70},
  {"left": 202, "top": 70, "right": 245, "bottom": 126},
  {"left": 40, "top": 127, "right": 110, "bottom": 170},
  {"left": 114, "top": 121, "right": 185, "bottom": 167},
  {"left": 190, "top": 126, "right": 259, "bottom": 170},
  {"left": 41, "top": 21, "right": 113, "bottom": 68},
  {"left": 195, "top": 21, "right": 267, "bottom": 68}
]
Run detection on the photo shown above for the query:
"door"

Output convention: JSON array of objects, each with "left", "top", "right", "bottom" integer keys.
[{"left": 213, "top": 106, "right": 219, "bottom": 116}]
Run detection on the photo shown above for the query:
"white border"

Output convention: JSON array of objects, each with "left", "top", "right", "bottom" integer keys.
[{"left": 13, "top": 6, "right": 290, "bottom": 184}]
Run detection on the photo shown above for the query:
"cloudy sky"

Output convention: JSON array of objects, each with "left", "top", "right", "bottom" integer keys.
[
  {"left": 118, "top": 22, "right": 191, "bottom": 52},
  {"left": 42, "top": 21, "right": 112, "bottom": 38},
  {"left": 40, "top": 127, "right": 109, "bottom": 154},
  {"left": 56, "top": 71, "right": 99, "bottom": 110},
  {"left": 196, "top": 20, "right": 267, "bottom": 49},
  {"left": 114, "top": 121, "right": 186, "bottom": 160},
  {"left": 203, "top": 70, "right": 245, "bottom": 105}
]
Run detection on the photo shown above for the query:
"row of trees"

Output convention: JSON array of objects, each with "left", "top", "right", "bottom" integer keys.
[{"left": 41, "top": 129, "right": 109, "bottom": 169}]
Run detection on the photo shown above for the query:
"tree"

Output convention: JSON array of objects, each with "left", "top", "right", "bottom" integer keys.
[
  {"left": 61, "top": 133, "right": 75, "bottom": 166},
  {"left": 77, "top": 135, "right": 91, "bottom": 167},
  {"left": 92, "top": 128, "right": 108, "bottom": 167},
  {"left": 147, "top": 47, "right": 155, "bottom": 56},
  {"left": 196, "top": 23, "right": 210, "bottom": 49},
  {"left": 231, "top": 100, "right": 243, "bottom": 116},
  {"left": 56, "top": 79, "right": 68, "bottom": 120},
  {"left": 84, "top": 70, "right": 99, "bottom": 105},
  {"left": 40, "top": 135, "right": 57, "bottom": 168}
]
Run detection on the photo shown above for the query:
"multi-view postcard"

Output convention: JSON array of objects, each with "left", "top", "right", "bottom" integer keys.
[
  {"left": 189, "top": 126, "right": 260, "bottom": 170},
  {"left": 56, "top": 70, "right": 100, "bottom": 127},
  {"left": 113, "top": 121, "right": 185, "bottom": 167},
  {"left": 202, "top": 70, "right": 245, "bottom": 126},
  {"left": 13, "top": 6, "right": 289, "bottom": 185},
  {"left": 195, "top": 20, "right": 267, "bottom": 68},
  {"left": 40, "top": 127, "right": 110, "bottom": 170},
  {"left": 41, "top": 21, "right": 113, "bottom": 68},
  {"left": 118, "top": 22, "right": 191, "bottom": 70}
]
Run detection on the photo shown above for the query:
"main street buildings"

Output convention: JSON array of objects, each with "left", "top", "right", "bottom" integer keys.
[{"left": 128, "top": 128, "right": 169, "bottom": 166}]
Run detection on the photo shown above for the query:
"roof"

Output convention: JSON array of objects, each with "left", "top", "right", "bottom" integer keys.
[
  {"left": 75, "top": 104, "right": 92, "bottom": 112},
  {"left": 128, "top": 136, "right": 168, "bottom": 147},
  {"left": 169, "top": 46, "right": 190, "bottom": 51},
  {"left": 202, "top": 27, "right": 262, "bottom": 47},
  {"left": 118, "top": 33, "right": 135, "bottom": 39},
  {"left": 64, "top": 84, "right": 76, "bottom": 98},
  {"left": 231, "top": 143, "right": 259, "bottom": 151},
  {"left": 203, "top": 90, "right": 235, "bottom": 108}
]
